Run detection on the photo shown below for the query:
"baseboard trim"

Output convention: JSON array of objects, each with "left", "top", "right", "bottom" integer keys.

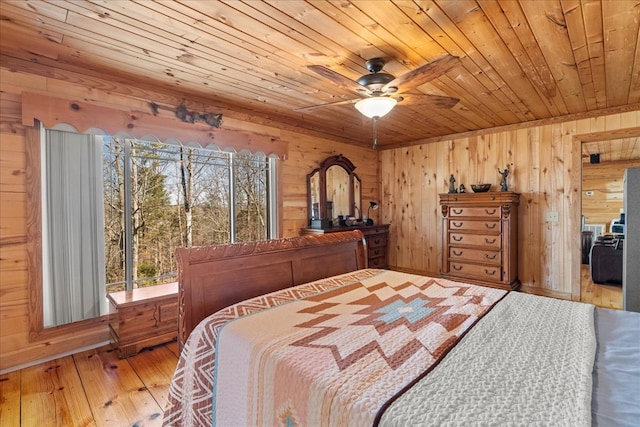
[{"left": 0, "top": 340, "right": 110, "bottom": 375}]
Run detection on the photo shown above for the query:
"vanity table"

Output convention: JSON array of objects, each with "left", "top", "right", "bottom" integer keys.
[
  {"left": 301, "top": 224, "right": 390, "bottom": 269},
  {"left": 304, "top": 154, "right": 388, "bottom": 268}
]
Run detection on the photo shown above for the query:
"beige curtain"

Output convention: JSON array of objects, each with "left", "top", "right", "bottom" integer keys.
[{"left": 42, "top": 128, "right": 107, "bottom": 327}]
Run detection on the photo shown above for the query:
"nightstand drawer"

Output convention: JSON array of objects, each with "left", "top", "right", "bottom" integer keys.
[
  {"left": 449, "top": 233, "right": 501, "bottom": 249},
  {"left": 449, "top": 206, "right": 500, "bottom": 219}
]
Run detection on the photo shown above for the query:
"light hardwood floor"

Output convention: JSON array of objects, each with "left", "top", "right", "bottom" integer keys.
[
  {"left": 0, "top": 341, "right": 179, "bottom": 427},
  {"left": 1, "top": 273, "right": 623, "bottom": 427},
  {"left": 580, "top": 264, "right": 623, "bottom": 309}
]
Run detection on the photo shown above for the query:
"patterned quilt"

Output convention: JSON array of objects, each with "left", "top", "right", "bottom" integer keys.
[{"left": 162, "top": 269, "right": 507, "bottom": 426}]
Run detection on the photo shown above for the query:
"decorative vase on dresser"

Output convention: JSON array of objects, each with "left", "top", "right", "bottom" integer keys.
[
  {"left": 439, "top": 192, "right": 520, "bottom": 290},
  {"left": 301, "top": 224, "right": 390, "bottom": 269}
]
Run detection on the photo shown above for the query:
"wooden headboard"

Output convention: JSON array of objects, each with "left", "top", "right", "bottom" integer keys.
[{"left": 174, "top": 230, "right": 367, "bottom": 347}]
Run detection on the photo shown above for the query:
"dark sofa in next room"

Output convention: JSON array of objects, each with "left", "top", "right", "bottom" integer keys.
[{"left": 590, "top": 235, "right": 624, "bottom": 285}]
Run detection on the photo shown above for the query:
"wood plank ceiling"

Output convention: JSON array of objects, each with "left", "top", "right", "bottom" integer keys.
[
  {"left": 1, "top": 0, "right": 639, "bottom": 150},
  {"left": 581, "top": 137, "right": 640, "bottom": 163}
]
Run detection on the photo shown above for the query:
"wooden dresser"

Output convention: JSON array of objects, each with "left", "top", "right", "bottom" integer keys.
[
  {"left": 439, "top": 192, "right": 520, "bottom": 290},
  {"left": 301, "top": 224, "right": 390, "bottom": 268},
  {"left": 107, "top": 282, "right": 178, "bottom": 358}
]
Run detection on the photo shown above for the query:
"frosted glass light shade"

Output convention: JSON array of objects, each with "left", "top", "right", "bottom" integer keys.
[{"left": 354, "top": 97, "right": 397, "bottom": 118}]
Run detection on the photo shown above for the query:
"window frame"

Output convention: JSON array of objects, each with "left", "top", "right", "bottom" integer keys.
[{"left": 27, "top": 122, "right": 281, "bottom": 341}]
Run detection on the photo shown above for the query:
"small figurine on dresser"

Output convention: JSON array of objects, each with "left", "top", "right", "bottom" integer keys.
[
  {"left": 498, "top": 166, "right": 510, "bottom": 191},
  {"left": 459, "top": 184, "right": 466, "bottom": 193},
  {"left": 448, "top": 174, "right": 458, "bottom": 193}
]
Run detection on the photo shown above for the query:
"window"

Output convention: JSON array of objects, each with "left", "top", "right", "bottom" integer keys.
[
  {"left": 42, "top": 128, "right": 278, "bottom": 326},
  {"left": 102, "top": 136, "right": 277, "bottom": 292}
]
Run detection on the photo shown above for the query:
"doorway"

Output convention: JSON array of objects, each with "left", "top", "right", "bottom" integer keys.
[{"left": 579, "top": 136, "right": 640, "bottom": 309}]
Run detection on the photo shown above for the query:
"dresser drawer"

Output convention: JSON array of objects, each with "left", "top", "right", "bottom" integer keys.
[
  {"left": 449, "top": 262, "right": 502, "bottom": 281},
  {"left": 449, "top": 206, "right": 500, "bottom": 219},
  {"left": 440, "top": 192, "right": 519, "bottom": 290},
  {"left": 301, "top": 225, "right": 389, "bottom": 269},
  {"left": 365, "top": 226, "right": 389, "bottom": 235},
  {"left": 368, "top": 245, "right": 386, "bottom": 259},
  {"left": 449, "top": 247, "right": 501, "bottom": 265},
  {"left": 366, "top": 235, "right": 387, "bottom": 248},
  {"left": 449, "top": 232, "right": 501, "bottom": 249},
  {"left": 369, "top": 256, "right": 387, "bottom": 268},
  {"left": 448, "top": 219, "right": 499, "bottom": 232}
]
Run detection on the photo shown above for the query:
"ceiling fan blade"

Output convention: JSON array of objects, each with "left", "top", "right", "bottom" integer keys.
[
  {"left": 399, "top": 93, "right": 460, "bottom": 109},
  {"left": 383, "top": 54, "right": 459, "bottom": 92},
  {"left": 307, "top": 65, "right": 367, "bottom": 93},
  {"left": 294, "top": 98, "right": 360, "bottom": 113}
]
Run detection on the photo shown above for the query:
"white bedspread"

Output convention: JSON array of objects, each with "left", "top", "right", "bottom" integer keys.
[{"left": 379, "top": 292, "right": 597, "bottom": 426}]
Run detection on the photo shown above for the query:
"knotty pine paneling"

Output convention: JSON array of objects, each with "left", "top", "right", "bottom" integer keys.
[
  {"left": 1, "top": 63, "right": 639, "bottom": 371},
  {"left": 0, "top": 269, "right": 27, "bottom": 303},
  {"left": 582, "top": 159, "right": 640, "bottom": 230},
  {"left": 380, "top": 110, "right": 640, "bottom": 299},
  {"left": 0, "top": 67, "right": 377, "bottom": 371}
]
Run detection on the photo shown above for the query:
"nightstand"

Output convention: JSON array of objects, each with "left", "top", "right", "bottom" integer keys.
[{"left": 107, "top": 282, "right": 178, "bottom": 358}]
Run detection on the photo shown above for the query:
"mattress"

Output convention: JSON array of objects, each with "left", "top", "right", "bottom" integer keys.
[
  {"left": 591, "top": 307, "right": 640, "bottom": 426},
  {"left": 162, "top": 269, "right": 640, "bottom": 426}
]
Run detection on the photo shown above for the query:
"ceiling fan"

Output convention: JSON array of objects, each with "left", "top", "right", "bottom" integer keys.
[
  {"left": 295, "top": 55, "right": 459, "bottom": 118},
  {"left": 296, "top": 54, "right": 460, "bottom": 147}
]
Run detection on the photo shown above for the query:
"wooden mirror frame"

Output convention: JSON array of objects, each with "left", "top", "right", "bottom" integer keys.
[{"left": 307, "top": 155, "right": 361, "bottom": 223}]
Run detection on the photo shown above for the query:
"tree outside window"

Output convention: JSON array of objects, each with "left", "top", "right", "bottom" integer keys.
[{"left": 102, "top": 137, "right": 274, "bottom": 292}]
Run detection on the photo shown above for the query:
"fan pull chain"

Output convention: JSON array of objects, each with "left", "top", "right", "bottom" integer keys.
[{"left": 372, "top": 117, "right": 378, "bottom": 149}]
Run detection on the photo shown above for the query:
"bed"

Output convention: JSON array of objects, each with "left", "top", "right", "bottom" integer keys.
[{"left": 163, "top": 230, "right": 640, "bottom": 426}]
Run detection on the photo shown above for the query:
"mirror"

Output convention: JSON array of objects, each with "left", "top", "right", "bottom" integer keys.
[
  {"left": 326, "top": 165, "right": 350, "bottom": 218},
  {"left": 307, "top": 155, "right": 362, "bottom": 225}
]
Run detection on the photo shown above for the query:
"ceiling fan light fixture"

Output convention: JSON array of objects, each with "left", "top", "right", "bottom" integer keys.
[{"left": 354, "top": 97, "right": 397, "bottom": 118}]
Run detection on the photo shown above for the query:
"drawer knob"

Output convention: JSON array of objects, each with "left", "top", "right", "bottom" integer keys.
[
  {"left": 374, "top": 249, "right": 380, "bottom": 255},
  {"left": 453, "top": 250, "right": 463, "bottom": 256},
  {"left": 485, "top": 209, "right": 496, "bottom": 215},
  {"left": 484, "top": 268, "right": 497, "bottom": 276},
  {"left": 484, "top": 237, "right": 496, "bottom": 244},
  {"left": 484, "top": 223, "right": 496, "bottom": 229},
  {"left": 453, "top": 209, "right": 463, "bottom": 215},
  {"left": 452, "top": 221, "right": 463, "bottom": 228},
  {"left": 484, "top": 253, "right": 497, "bottom": 260},
  {"left": 452, "top": 265, "right": 463, "bottom": 271},
  {"left": 452, "top": 235, "right": 463, "bottom": 242}
]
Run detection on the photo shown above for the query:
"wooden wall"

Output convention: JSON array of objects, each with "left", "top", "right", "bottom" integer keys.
[
  {"left": 582, "top": 159, "right": 640, "bottom": 231},
  {"left": 380, "top": 112, "right": 640, "bottom": 299},
  {"left": 2, "top": 62, "right": 640, "bottom": 371},
  {"left": 0, "top": 67, "right": 378, "bottom": 371}
]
